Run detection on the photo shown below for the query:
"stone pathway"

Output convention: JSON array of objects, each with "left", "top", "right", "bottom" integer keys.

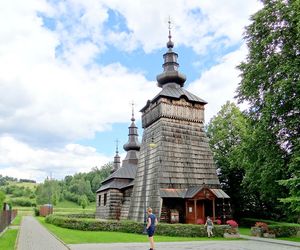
[
  {"left": 17, "top": 216, "right": 69, "bottom": 250},
  {"left": 68, "top": 240, "right": 300, "bottom": 250},
  {"left": 16, "top": 216, "right": 300, "bottom": 250}
]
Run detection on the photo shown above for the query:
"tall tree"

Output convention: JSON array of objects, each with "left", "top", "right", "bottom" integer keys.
[
  {"left": 207, "top": 101, "right": 249, "bottom": 218},
  {"left": 237, "top": 0, "right": 300, "bottom": 217},
  {"left": 0, "top": 190, "right": 5, "bottom": 208}
]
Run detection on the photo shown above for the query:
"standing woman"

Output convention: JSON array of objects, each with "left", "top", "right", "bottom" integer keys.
[{"left": 146, "top": 207, "right": 158, "bottom": 250}]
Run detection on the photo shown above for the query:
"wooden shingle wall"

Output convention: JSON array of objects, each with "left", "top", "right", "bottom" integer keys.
[{"left": 128, "top": 97, "right": 220, "bottom": 222}]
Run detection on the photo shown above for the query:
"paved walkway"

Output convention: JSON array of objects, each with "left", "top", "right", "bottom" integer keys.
[
  {"left": 16, "top": 216, "right": 300, "bottom": 250},
  {"left": 17, "top": 216, "right": 69, "bottom": 250},
  {"left": 68, "top": 240, "right": 300, "bottom": 250}
]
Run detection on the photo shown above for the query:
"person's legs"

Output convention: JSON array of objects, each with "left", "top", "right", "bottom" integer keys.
[
  {"left": 149, "top": 236, "right": 154, "bottom": 249},
  {"left": 207, "top": 226, "right": 212, "bottom": 237}
]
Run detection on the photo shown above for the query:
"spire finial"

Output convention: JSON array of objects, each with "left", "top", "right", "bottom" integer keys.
[
  {"left": 115, "top": 139, "right": 119, "bottom": 153},
  {"left": 167, "top": 17, "right": 174, "bottom": 50},
  {"left": 168, "top": 17, "right": 172, "bottom": 41},
  {"left": 130, "top": 101, "right": 135, "bottom": 121}
]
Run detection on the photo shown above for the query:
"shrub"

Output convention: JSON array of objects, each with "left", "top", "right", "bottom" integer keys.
[
  {"left": 226, "top": 220, "right": 238, "bottom": 228},
  {"left": 9, "top": 197, "right": 36, "bottom": 207},
  {"left": 34, "top": 207, "right": 40, "bottom": 216},
  {"left": 214, "top": 219, "right": 222, "bottom": 225},
  {"left": 45, "top": 214, "right": 230, "bottom": 237},
  {"left": 268, "top": 225, "right": 300, "bottom": 237},
  {"left": 255, "top": 222, "right": 268, "bottom": 232}
]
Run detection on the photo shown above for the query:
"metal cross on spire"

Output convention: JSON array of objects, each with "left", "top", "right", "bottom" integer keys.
[
  {"left": 115, "top": 139, "right": 119, "bottom": 153},
  {"left": 130, "top": 101, "right": 135, "bottom": 121},
  {"left": 168, "top": 16, "right": 172, "bottom": 41}
]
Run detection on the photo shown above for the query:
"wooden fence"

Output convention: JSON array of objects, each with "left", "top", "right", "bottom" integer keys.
[{"left": 0, "top": 210, "right": 17, "bottom": 233}]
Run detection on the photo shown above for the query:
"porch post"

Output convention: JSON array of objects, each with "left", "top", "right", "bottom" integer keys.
[
  {"left": 212, "top": 198, "right": 215, "bottom": 221},
  {"left": 202, "top": 201, "right": 205, "bottom": 219},
  {"left": 185, "top": 200, "right": 188, "bottom": 223},
  {"left": 194, "top": 199, "right": 197, "bottom": 224}
]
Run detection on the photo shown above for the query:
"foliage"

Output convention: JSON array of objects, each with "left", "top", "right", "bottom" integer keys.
[
  {"left": 236, "top": 0, "right": 300, "bottom": 218},
  {"left": 78, "top": 195, "right": 89, "bottom": 209},
  {"left": 36, "top": 179, "right": 62, "bottom": 205},
  {"left": 0, "top": 190, "right": 5, "bottom": 208},
  {"left": 0, "top": 175, "right": 17, "bottom": 186},
  {"left": 207, "top": 101, "right": 249, "bottom": 218},
  {"left": 34, "top": 163, "right": 112, "bottom": 207},
  {"left": 19, "top": 179, "right": 36, "bottom": 183},
  {"left": 9, "top": 197, "right": 36, "bottom": 207},
  {"left": 45, "top": 214, "right": 230, "bottom": 237},
  {"left": 239, "top": 217, "right": 300, "bottom": 228},
  {"left": 39, "top": 217, "right": 229, "bottom": 244},
  {"left": 255, "top": 222, "right": 269, "bottom": 232},
  {"left": 226, "top": 220, "right": 238, "bottom": 228},
  {"left": 33, "top": 207, "right": 40, "bottom": 216},
  {"left": 1, "top": 184, "right": 35, "bottom": 199},
  {"left": 268, "top": 225, "right": 300, "bottom": 237}
]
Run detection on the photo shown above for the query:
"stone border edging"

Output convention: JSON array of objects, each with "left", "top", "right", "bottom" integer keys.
[{"left": 240, "top": 234, "right": 300, "bottom": 248}]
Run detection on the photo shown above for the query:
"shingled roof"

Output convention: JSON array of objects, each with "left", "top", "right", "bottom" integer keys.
[
  {"left": 102, "top": 163, "right": 137, "bottom": 184},
  {"left": 141, "top": 86, "right": 207, "bottom": 112}
]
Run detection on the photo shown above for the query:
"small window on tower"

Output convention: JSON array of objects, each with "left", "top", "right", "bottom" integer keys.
[
  {"left": 98, "top": 195, "right": 101, "bottom": 206},
  {"left": 104, "top": 193, "right": 107, "bottom": 206}
]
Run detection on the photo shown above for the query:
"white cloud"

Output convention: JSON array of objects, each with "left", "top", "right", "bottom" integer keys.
[
  {"left": 188, "top": 45, "right": 248, "bottom": 123},
  {"left": 0, "top": 135, "right": 110, "bottom": 182},
  {"left": 99, "top": 0, "right": 262, "bottom": 53},
  {"left": 0, "top": 0, "right": 262, "bottom": 179}
]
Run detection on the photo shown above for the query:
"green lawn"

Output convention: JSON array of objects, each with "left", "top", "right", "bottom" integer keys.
[
  {"left": 278, "top": 237, "right": 300, "bottom": 242},
  {"left": 38, "top": 217, "right": 236, "bottom": 244},
  {"left": 11, "top": 214, "right": 22, "bottom": 226},
  {"left": 14, "top": 206, "right": 34, "bottom": 216},
  {"left": 0, "top": 229, "right": 18, "bottom": 250},
  {"left": 52, "top": 200, "right": 96, "bottom": 214},
  {"left": 238, "top": 227, "right": 251, "bottom": 235}
]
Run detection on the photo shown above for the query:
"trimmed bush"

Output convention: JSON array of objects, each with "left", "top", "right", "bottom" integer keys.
[
  {"left": 45, "top": 214, "right": 230, "bottom": 237},
  {"left": 268, "top": 225, "right": 300, "bottom": 237},
  {"left": 59, "top": 213, "right": 95, "bottom": 219},
  {"left": 9, "top": 197, "right": 36, "bottom": 207}
]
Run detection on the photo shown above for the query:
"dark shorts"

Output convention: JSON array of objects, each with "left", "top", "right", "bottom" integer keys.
[{"left": 147, "top": 227, "right": 155, "bottom": 237}]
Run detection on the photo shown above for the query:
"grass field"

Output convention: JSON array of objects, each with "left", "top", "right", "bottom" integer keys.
[
  {"left": 54, "top": 200, "right": 96, "bottom": 213},
  {"left": 238, "top": 227, "right": 251, "bottom": 235},
  {"left": 7, "top": 181, "right": 37, "bottom": 190},
  {"left": 0, "top": 229, "right": 18, "bottom": 250},
  {"left": 38, "top": 217, "right": 238, "bottom": 244}
]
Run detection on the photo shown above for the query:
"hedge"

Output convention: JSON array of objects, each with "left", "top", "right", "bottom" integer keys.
[
  {"left": 45, "top": 214, "right": 230, "bottom": 237},
  {"left": 240, "top": 218, "right": 300, "bottom": 237},
  {"left": 268, "top": 225, "right": 300, "bottom": 237}
]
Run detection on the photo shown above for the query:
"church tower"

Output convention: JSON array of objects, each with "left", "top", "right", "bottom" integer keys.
[
  {"left": 128, "top": 23, "right": 229, "bottom": 223},
  {"left": 96, "top": 108, "right": 140, "bottom": 220}
]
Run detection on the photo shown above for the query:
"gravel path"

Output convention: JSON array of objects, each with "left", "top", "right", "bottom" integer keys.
[{"left": 17, "top": 216, "right": 69, "bottom": 250}]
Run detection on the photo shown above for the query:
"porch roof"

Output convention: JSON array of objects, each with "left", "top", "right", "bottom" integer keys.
[
  {"left": 210, "top": 189, "right": 230, "bottom": 199},
  {"left": 159, "top": 187, "right": 230, "bottom": 199}
]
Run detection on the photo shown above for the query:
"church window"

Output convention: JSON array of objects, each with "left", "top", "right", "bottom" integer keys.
[{"left": 104, "top": 193, "right": 107, "bottom": 206}]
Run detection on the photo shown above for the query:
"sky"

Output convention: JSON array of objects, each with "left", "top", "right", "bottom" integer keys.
[{"left": 0, "top": 0, "right": 262, "bottom": 182}]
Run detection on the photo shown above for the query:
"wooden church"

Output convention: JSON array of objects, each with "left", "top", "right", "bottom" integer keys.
[
  {"left": 96, "top": 111, "right": 140, "bottom": 220},
  {"left": 96, "top": 27, "right": 230, "bottom": 224}
]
